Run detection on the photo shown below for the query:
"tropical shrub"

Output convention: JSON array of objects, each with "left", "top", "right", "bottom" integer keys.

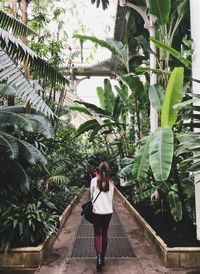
[{"left": 0, "top": 202, "right": 58, "bottom": 253}]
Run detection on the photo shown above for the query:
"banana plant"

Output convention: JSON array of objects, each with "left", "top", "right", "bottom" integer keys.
[
  {"left": 132, "top": 67, "right": 184, "bottom": 221},
  {"left": 146, "top": 0, "right": 188, "bottom": 71},
  {"left": 68, "top": 79, "right": 132, "bottom": 157}
]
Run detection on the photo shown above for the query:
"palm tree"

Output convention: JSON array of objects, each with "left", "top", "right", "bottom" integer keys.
[{"left": 0, "top": 9, "right": 69, "bottom": 117}]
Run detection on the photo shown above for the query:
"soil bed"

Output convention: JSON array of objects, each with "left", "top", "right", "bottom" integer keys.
[{"left": 118, "top": 186, "right": 200, "bottom": 248}]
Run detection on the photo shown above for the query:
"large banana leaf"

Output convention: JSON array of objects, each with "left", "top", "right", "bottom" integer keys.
[
  {"left": 96, "top": 87, "right": 105, "bottom": 109},
  {"left": 161, "top": 67, "right": 184, "bottom": 127},
  {"left": 68, "top": 106, "right": 92, "bottom": 116},
  {"left": 114, "top": 84, "right": 129, "bottom": 107},
  {"left": 0, "top": 27, "right": 68, "bottom": 86},
  {"left": 76, "top": 119, "right": 100, "bottom": 136},
  {"left": 112, "top": 96, "right": 123, "bottom": 121},
  {"left": 73, "top": 34, "right": 127, "bottom": 65},
  {"left": 168, "top": 190, "right": 182, "bottom": 222},
  {"left": 149, "top": 84, "right": 164, "bottom": 111},
  {"left": 0, "top": 48, "right": 54, "bottom": 117},
  {"left": 75, "top": 100, "right": 110, "bottom": 116},
  {"left": 150, "top": 37, "right": 190, "bottom": 68},
  {"left": 147, "top": 0, "right": 171, "bottom": 25},
  {"left": 0, "top": 9, "right": 35, "bottom": 36},
  {"left": 149, "top": 127, "right": 174, "bottom": 181},
  {"left": 132, "top": 136, "right": 150, "bottom": 182},
  {"left": 121, "top": 74, "right": 146, "bottom": 106},
  {"left": 104, "top": 79, "right": 115, "bottom": 113}
]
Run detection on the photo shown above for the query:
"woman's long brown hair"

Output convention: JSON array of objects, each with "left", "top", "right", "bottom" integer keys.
[{"left": 97, "top": 161, "right": 110, "bottom": 192}]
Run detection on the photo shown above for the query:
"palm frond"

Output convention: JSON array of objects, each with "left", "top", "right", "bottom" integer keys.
[
  {"left": 22, "top": 114, "right": 54, "bottom": 138},
  {"left": 0, "top": 105, "right": 41, "bottom": 114},
  {"left": 0, "top": 83, "right": 16, "bottom": 96},
  {"left": 18, "top": 140, "right": 47, "bottom": 165},
  {"left": 0, "top": 48, "right": 54, "bottom": 117},
  {"left": 0, "top": 111, "right": 34, "bottom": 132},
  {"left": 0, "top": 131, "right": 19, "bottom": 158},
  {"left": 0, "top": 27, "right": 68, "bottom": 86},
  {"left": 0, "top": 155, "right": 30, "bottom": 193},
  {"left": 46, "top": 175, "right": 69, "bottom": 185},
  {"left": 0, "top": 9, "right": 35, "bottom": 36}
]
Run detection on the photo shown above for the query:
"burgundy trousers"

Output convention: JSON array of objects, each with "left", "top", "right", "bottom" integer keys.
[{"left": 93, "top": 213, "right": 112, "bottom": 256}]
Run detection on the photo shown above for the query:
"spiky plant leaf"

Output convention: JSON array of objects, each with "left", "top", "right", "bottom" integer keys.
[
  {"left": 18, "top": 140, "right": 47, "bottom": 165},
  {"left": 0, "top": 131, "right": 19, "bottom": 158},
  {"left": 22, "top": 114, "right": 54, "bottom": 138},
  {"left": 0, "top": 48, "right": 54, "bottom": 117},
  {"left": 0, "top": 27, "right": 68, "bottom": 86},
  {"left": 0, "top": 83, "right": 16, "bottom": 96},
  {"left": 0, "top": 111, "right": 33, "bottom": 132},
  {"left": 0, "top": 9, "right": 35, "bottom": 36},
  {"left": 46, "top": 175, "right": 69, "bottom": 185}
]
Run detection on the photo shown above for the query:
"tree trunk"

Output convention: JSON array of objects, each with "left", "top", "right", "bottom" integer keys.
[{"left": 21, "top": 0, "right": 31, "bottom": 114}]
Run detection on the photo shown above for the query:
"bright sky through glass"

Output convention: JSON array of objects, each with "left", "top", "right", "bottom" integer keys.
[{"left": 58, "top": 0, "right": 118, "bottom": 63}]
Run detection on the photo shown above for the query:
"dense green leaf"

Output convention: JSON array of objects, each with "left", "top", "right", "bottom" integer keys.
[
  {"left": 161, "top": 67, "right": 184, "bottom": 127},
  {"left": 132, "top": 136, "right": 150, "bottom": 182},
  {"left": 119, "top": 164, "right": 134, "bottom": 177},
  {"left": 150, "top": 37, "right": 190, "bottom": 67},
  {"left": 0, "top": 111, "right": 33, "bottom": 132},
  {"left": 149, "top": 84, "right": 164, "bottom": 111},
  {"left": 147, "top": 0, "right": 171, "bottom": 25},
  {"left": 96, "top": 87, "right": 105, "bottom": 109},
  {"left": 76, "top": 119, "right": 100, "bottom": 136},
  {"left": 149, "top": 127, "right": 174, "bottom": 181},
  {"left": 69, "top": 106, "right": 92, "bottom": 116},
  {"left": 18, "top": 140, "right": 47, "bottom": 165},
  {"left": 120, "top": 157, "right": 134, "bottom": 166},
  {"left": 168, "top": 190, "right": 182, "bottom": 222},
  {"left": 75, "top": 100, "right": 110, "bottom": 116}
]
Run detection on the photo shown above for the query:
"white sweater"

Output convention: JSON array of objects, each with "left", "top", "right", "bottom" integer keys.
[{"left": 90, "top": 177, "right": 114, "bottom": 215}]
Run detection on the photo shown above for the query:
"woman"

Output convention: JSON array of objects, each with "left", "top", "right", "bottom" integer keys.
[{"left": 90, "top": 161, "right": 114, "bottom": 271}]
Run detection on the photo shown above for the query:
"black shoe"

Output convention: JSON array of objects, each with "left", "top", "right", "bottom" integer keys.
[
  {"left": 96, "top": 252, "right": 102, "bottom": 272},
  {"left": 101, "top": 254, "right": 105, "bottom": 267}
]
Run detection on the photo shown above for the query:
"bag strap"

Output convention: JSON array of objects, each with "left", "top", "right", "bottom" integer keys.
[{"left": 92, "top": 190, "right": 101, "bottom": 204}]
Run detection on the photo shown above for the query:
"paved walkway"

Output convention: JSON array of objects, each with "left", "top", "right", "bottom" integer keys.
[
  {"left": 33, "top": 189, "right": 200, "bottom": 274},
  {"left": 2, "top": 189, "right": 198, "bottom": 274}
]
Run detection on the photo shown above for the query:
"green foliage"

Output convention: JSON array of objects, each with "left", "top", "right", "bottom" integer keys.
[
  {"left": 149, "top": 127, "right": 174, "bottom": 181},
  {"left": 147, "top": 0, "right": 171, "bottom": 25},
  {"left": 161, "top": 67, "right": 184, "bottom": 127},
  {"left": 150, "top": 37, "right": 190, "bottom": 68},
  {"left": 0, "top": 202, "right": 58, "bottom": 253}
]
